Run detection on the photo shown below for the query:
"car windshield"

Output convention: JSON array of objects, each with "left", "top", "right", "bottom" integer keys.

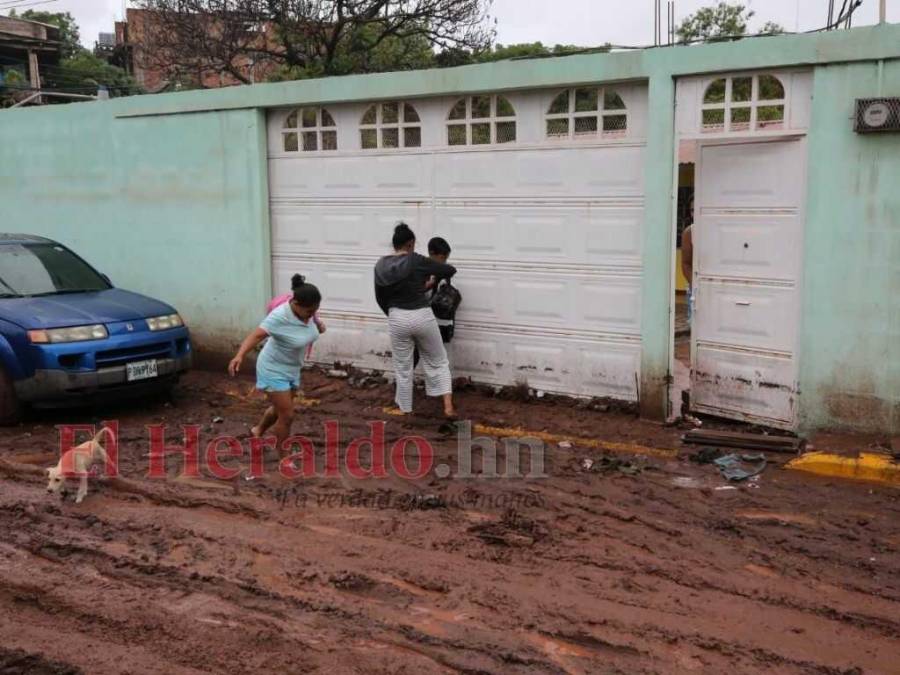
[{"left": 0, "top": 243, "right": 109, "bottom": 297}]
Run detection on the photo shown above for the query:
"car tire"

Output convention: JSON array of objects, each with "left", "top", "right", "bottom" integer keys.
[{"left": 0, "top": 366, "right": 22, "bottom": 426}]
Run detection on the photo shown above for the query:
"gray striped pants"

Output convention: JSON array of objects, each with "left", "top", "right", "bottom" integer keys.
[{"left": 388, "top": 307, "right": 452, "bottom": 413}]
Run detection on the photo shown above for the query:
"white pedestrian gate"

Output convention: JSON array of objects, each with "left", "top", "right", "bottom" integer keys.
[
  {"left": 676, "top": 70, "right": 812, "bottom": 429},
  {"left": 691, "top": 138, "right": 807, "bottom": 428},
  {"left": 266, "top": 85, "right": 649, "bottom": 399}
]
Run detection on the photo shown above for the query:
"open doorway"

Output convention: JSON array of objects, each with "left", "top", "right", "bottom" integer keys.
[{"left": 672, "top": 140, "right": 696, "bottom": 418}]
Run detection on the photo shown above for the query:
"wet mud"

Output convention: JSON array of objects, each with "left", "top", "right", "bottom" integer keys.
[{"left": 0, "top": 370, "right": 897, "bottom": 674}]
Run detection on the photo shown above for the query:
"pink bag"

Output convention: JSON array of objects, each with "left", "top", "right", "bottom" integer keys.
[{"left": 266, "top": 293, "right": 292, "bottom": 314}]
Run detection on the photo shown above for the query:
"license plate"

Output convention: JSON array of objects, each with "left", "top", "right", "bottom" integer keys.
[{"left": 126, "top": 359, "right": 158, "bottom": 382}]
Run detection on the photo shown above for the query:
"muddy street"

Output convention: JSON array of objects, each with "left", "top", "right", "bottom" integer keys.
[{"left": 0, "top": 370, "right": 897, "bottom": 674}]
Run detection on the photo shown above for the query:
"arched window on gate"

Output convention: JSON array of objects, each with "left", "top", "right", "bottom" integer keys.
[
  {"left": 446, "top": 95, "right": 517, "bottom": 146},
  {"left": 282, "top": 107, "right": 338, "bottom": 152},
  {"left": 545, "top": 87, "right": 628, "bottom": 140},
  {"left": 701, "top": 74, "right": 786, "bottom": 133},
  {"left": 359, "top": 102, "right": 422, "bottom": 149}
]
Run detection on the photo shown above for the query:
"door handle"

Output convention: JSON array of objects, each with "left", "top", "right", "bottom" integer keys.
[{"left": 735, "top": 301, "right": 751, "bottom": 306}]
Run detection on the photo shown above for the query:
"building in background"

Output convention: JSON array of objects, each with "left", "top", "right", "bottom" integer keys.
[
  {"left": 0, "top": 15, "right": 61, "bottom": 102},
  {"left": 111, "top": 8, "right": 278, "bottom": 92}
]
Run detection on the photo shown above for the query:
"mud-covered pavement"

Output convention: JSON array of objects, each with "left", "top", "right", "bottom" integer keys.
[{"left": 0, "top": 370, "right": 898, "bottom": 674}]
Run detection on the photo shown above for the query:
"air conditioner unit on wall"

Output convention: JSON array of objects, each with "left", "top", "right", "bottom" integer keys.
[{"left": 854, "top": 98, "right": 900, "bottom": 133}]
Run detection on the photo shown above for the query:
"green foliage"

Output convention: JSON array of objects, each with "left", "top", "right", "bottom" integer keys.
[
  {"left": 267, "top": 38, "right": 603, "bottom": 80},
  {"left": 267, "top": 21, "right": 436, "bottom": 81},
  {"left": 434, "top": 42, "right": 601, "bottom": 68},
  {"left": 18, "top": 10, "right": 83, "bottom": 59},
  {"left": 45, "top": 51, "right": 141, "bottom": 96},
  {"left": 480, "top": 42, "right": 594, "bottom": 62},
  {"left": 0, "top": 66, "right": 26, "bottom": 95},
  {"left": 676, "top": 2, "right": 784, "bottom": 43}
]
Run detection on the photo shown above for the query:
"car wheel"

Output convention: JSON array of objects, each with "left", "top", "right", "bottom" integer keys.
[{"left": 0, "top": 366, "right": 22, "bottom": 426}]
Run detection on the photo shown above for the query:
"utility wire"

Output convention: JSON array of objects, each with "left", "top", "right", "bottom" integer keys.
[
  {"left": 509, "top": 0, "right": 868, "bottom": 61},
  {"left": 0, "top": 0, "right": 60, "bottom": 9}
]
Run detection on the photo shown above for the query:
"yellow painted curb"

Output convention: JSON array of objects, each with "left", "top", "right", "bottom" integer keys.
[
  {"left": 786, "top": 452, "right": 900, "bottom": 487},
  {"left": 473, "top": 424, "right": 678, "bottom": 459},
  {"left": 378, "top": 410, "right": 676, "bottom": 459}
]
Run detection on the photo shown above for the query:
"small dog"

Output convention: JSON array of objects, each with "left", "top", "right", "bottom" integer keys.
[{"left": 46, "top": 427, "right": 115, "bottom": 504}]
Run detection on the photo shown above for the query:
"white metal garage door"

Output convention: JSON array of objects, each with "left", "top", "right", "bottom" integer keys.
[{"left": 267, "top": 85, "right": 648, "bottom": 399}]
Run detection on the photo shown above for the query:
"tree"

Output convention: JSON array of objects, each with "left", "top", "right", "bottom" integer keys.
[
  {"left": 133, "top": 0, "right": 495, "bottom": 85},
  {"left": 17, "top": 9, "right": 83, "bottom": 58},
  {"left": 45, "top": 52, "right": 141, "bottom": 96},
  {"left": 759, "top": 21, "right": 785, "bottom": 36},
  {"left": 676, "top": 2, "right": 784, "bottom": 43}
]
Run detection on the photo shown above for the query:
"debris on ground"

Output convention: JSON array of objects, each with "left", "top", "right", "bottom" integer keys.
[
  {"left": 683, "top": 429, "right": 802, "bottom": 453},
  {"left": 212, "top": 416, "right": 224, "bottom": 424},
  {"left": 689, "top": 447, "right": 722, "bottom": 464},
  {"left": 468, "top": 508, "right": 549, "bottom": 547},
  {"left": 348, "top": 374, "right": 382, "bottom": 389},
  {"left": 558, "top": 440, "right": 573, "bottom": 450},
  {"left": 496, "top": 381, "right": 533, "bottom": 402},
  {"left": 327, "top": 369, "right": 350, "bottom": 379},
  {"left": 581, "top": 455, "right": 643, "bottom": 476},
  {"left": 713, "top": 453, "right": 767, "bottom": 482}
]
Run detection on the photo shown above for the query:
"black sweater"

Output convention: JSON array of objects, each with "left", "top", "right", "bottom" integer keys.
[{"left": 373, "top": 252, "right": 456, "bottom": 315}]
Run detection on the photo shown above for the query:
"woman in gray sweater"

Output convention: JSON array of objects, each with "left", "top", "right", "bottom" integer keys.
[{"left": 374, "top": 223, "right": 457, "bottom": 419}]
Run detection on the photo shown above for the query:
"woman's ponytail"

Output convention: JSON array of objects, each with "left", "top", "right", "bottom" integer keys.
[
  {"left": 392, "top": 222, "right": 415, "bottom": 250},
  {"left": 291, "top": 274, "right": 321, "bottom": 308}
]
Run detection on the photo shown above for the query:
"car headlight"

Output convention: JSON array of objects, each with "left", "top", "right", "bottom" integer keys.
[
  {"left": 28, "top": 324, "right": 108, "bottom": 344},
  {"left": 146, "top": 313, "right": 183, "bottom": 331}
]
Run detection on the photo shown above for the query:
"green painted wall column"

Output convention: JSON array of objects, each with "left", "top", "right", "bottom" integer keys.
[
  {"left": 799, "top": 60, "right": 900, "bottom": 433},
  {"left": 639, "top": 73, "right": 676, "bottom": 420},
  {"left": 250, "top": 108, "right": 274, "bottom": 326}
]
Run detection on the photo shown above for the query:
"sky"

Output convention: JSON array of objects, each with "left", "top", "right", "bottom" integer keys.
[{"left": 2, "top": 0, "right": 898, "bottom": 49}]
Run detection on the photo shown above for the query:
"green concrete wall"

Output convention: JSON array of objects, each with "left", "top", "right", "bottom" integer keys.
[
  {"left": 1, "top": 23, "right": 899, "bottom": 430},
  {"left": 800, "top": 59, "right": 900, "bottom": 433},
  {"left": 0, "top": 104, "right": 271, "bottom": 362}
]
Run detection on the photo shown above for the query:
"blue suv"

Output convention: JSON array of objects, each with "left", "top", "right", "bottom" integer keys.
[{"left": 0, "top": 234, "right": 192, "bottom": 423}]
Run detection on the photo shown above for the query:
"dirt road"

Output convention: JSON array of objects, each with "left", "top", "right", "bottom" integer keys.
[{"left": 0, "top": 370, "right": 897, "bottom": 674}]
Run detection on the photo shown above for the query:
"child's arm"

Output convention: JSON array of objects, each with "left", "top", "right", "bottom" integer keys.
[{"left": 313, "top": 312, "right": 326, "bottom": 334}]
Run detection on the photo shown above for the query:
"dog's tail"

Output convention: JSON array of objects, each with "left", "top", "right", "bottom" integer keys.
[
  {"left": 92, "top": 425, "right": 115, "bottom": 450},
  {"left": 91, "top": 426, "right": 115, "bottom": 467}
]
